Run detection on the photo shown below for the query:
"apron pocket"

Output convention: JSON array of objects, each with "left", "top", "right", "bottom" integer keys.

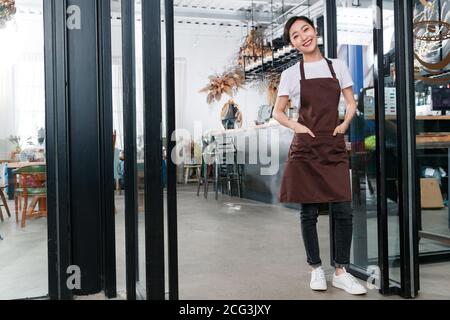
[
  {"left": 329, "top": 134, "right": 347, "bottom": 158},
  {"left": 289, "top": 133, "right": 312, "bottom": 160}
]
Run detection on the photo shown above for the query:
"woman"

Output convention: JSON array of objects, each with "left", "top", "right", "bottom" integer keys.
[{"left": 273, "top": 16, "right": 367, "bottom": 295}]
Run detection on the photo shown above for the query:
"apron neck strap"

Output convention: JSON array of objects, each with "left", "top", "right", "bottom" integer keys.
[
  {"left": 299, "top": 59, "right": 306, "bottom": 80},
  {"left": 324, "top": 58, "right": 337, "bottom": 79},
  {"left": 300, "top": 58, "right": 337, "bottom": 80}
]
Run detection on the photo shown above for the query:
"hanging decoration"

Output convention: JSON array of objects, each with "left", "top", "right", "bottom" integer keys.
[
  {"left": 413, "top": 0, "right": 450, "bottom": 85},
  {"left": 238, "top": 28, "right": 272, "bottom": 67},
  {"left": 0, "top": 0, "right": 16, "bottom": 28},
  {"left": 238, "top": 0, "right": 272, "bottom": 68},
  {"left": 200, "top": 0, "right": 289, "bottom": 106},
  {"left": 199, "top": 69, "right": 246, "bottom": 105}
]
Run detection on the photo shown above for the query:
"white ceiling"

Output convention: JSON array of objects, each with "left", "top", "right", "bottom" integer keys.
[
  {"left": 111, "top": 0, "right": 305, "bottom": 27},
  {"left": 14, "top": 0, "right": 322, "bottom": 32}
]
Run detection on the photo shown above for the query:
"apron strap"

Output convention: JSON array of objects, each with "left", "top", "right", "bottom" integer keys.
[
  {"left": 299, "top": 59, "right": 306, "bottom": 80},
  {"left": 324, "top": 58, "right": 337, "bottom": 79}
]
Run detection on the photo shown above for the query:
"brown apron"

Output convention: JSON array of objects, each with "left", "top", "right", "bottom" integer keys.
[{"left": 279, "top": 58, "right": 352, "bottom": 204}]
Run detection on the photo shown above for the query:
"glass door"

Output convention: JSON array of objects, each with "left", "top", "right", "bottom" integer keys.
[
  {"left": 335, "top": 0, "right": 419, "bottom": 298},
  {"left": 121, "top": 0, "right": 166, "bottom": 300},
  {"left": 335, "top": 0, "right": 380, "bottom": 281},
  {"left": 413, "top": 0, "right": 450, "bottom": 258},
  {"left": 0, "top": 0, "right": 48, "bottom": 300}
]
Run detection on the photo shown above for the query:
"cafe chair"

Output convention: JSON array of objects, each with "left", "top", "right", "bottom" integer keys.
[{"left": 13, "top": 165, "right": 47, "bottom": 228}]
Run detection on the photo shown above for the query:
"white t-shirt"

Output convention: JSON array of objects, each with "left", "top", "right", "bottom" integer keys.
[{"left": 278, "top": 58, "right": 354, "bottom": 109}]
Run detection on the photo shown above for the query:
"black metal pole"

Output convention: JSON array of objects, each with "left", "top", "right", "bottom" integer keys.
[
  {"left": 373, "top": 0, "right": 390, "bottom": 295},
  {"left": 122, "top": 0, "right": 138, "bottom": 301},
  {"left": 165, "top": 0, "right": 179, "bottom": 301},
  {"left": 98, "top": 0, "right": 117, "bottom": 299},
  {"left": 142, "top": 0, "right": 166, "bottom": 300},
  {"left": 44, "top": 0, "right": 72, "bottom": 300},
  {"left": 325, "top": 0, "right": 338, "bottom": 59},
  {"left": 325, "top": 0, "right": 337, "bottom": 267},
  {"left": 395, "top": 0, "right": 419, "bottom": 299}
]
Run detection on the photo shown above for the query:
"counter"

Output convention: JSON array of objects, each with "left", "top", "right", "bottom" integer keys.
[{"left": 210, "top": 121, "right": 296, "bottom": 206}]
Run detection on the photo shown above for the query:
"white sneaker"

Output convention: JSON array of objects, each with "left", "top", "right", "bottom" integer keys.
[
  {"left": 332, "top": 270, "right": 368, "bottom": 295},
  {"left": 310, "top": 267, "right": 327, "bottom": 291}
]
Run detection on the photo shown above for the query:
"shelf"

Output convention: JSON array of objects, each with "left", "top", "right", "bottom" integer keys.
[
  {"left": 245, "top": 51, "right": 301, "bottom": 79},
  {"left": 244, "top": 44, "right": 324, "bottom": 79}
]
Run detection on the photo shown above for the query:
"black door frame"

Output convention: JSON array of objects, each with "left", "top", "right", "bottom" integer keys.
[
  {"left": 394, "top": 0, "right": 420, "bottom": 298},
  {"left": 121, "top": 0, "right": 139, "bottom": 301},
  {"left": 165, "top": 0, "right": 180, "bottom": 301},
  {"left": 44, "top": 0, "right": 72, "bottom": 300},
  {"left": 325, "top": 0, "right": 420, "bottom": 298},
  {"left": 123, "top": 0, "right": 176, "bottom": 300},
  {"left": 44, "top": 0, "right": 117, "bottom": 299},
  {"left": 142, "top": 0, "right": 166, "bottom": 300}
]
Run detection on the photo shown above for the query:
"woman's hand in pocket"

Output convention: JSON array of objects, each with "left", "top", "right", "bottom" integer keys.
[
  {"left": 293, "top": 123, "right": 316, "bottom": 138},
  {"left": 333, "top": 123, "right": 348, "bottom": 136}
]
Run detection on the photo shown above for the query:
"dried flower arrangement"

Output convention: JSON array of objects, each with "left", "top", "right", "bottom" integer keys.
[
  {"left": 0, "top": 0, "right": 16, "bottom": 28},
  {"left": 200, "top": 25, "right": 282, "bottom": 106},
  {"left": 199, "top": 69, "right": 245, "bottom": 104}
]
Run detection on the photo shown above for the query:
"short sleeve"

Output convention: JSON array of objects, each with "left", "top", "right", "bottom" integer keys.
[
  {"left": 339, "top": 60, "right": 354, "bottom": 89},
  {"left": 277, "top": 70, "right": 290, "bottom": 97}
]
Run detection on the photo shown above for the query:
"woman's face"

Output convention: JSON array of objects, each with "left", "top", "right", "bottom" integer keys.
[{"left": 289, "top": 20, "right": 317, "bottom": 54}]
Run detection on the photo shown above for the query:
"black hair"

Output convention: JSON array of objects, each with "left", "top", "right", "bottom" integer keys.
[{"left": 283, "top": 16, "right": 316, "bottom": 45}]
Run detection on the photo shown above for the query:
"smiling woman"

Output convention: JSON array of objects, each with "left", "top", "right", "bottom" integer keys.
[{"left": 273, "top": 14, "right": 366, "bottom": 295}]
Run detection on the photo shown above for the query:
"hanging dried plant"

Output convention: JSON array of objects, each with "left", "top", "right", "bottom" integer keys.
[
  {"left": 238, "top": 28, "right": 272, "bottom": 67},
  {"left": 200, "top": 69, "right": 246, "bottom": 104},
  {"left": 0, "top": 0, "right": 16, "bottom": 28}
]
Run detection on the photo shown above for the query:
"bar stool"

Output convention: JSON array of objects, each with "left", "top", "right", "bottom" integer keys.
[{"left": 213, "top": 137, "right": 243, "bottom": 200}]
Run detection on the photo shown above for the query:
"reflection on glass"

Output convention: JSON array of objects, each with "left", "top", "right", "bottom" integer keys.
[
  {"left": 0, "top": 0, "right": 48, "bottom": 299},
  {"left": 413, "top": 0, "right": 450, "bottom": 254},
  {"left": 382, "top": 0, "right": 401, "bottom": 284},
  {"left": 134, "top": 0, "right": 147, "bottom": 298},
  {"left": 336, "top": 1, "right": 378, "bottom": 273},
  {"left": 111, "top": 0, "right": 126, "bottom": 295}
]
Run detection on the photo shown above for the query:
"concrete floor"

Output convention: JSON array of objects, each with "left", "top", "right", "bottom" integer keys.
[{"left": 0, "top": 185, "right": 449, "bottom": 300}]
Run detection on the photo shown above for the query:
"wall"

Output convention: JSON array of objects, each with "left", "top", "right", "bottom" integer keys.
[
  {"left": 0, "top": 10, "right": 45, "bottom": 160},
  {"left": 171, "top": 25, "right": 269, "bottom": 137}
]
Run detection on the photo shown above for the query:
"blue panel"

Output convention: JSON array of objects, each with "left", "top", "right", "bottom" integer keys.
[
  {"left": 348, "top": 45, "right": 364, "bottom": 95},
  {"left": 347, "top": 45, "right": 365, "bottom": 143}
]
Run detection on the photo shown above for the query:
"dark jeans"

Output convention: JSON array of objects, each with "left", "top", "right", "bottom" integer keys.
[{"left": 300, "top": 202, "right": 353, "bottom": 269}]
